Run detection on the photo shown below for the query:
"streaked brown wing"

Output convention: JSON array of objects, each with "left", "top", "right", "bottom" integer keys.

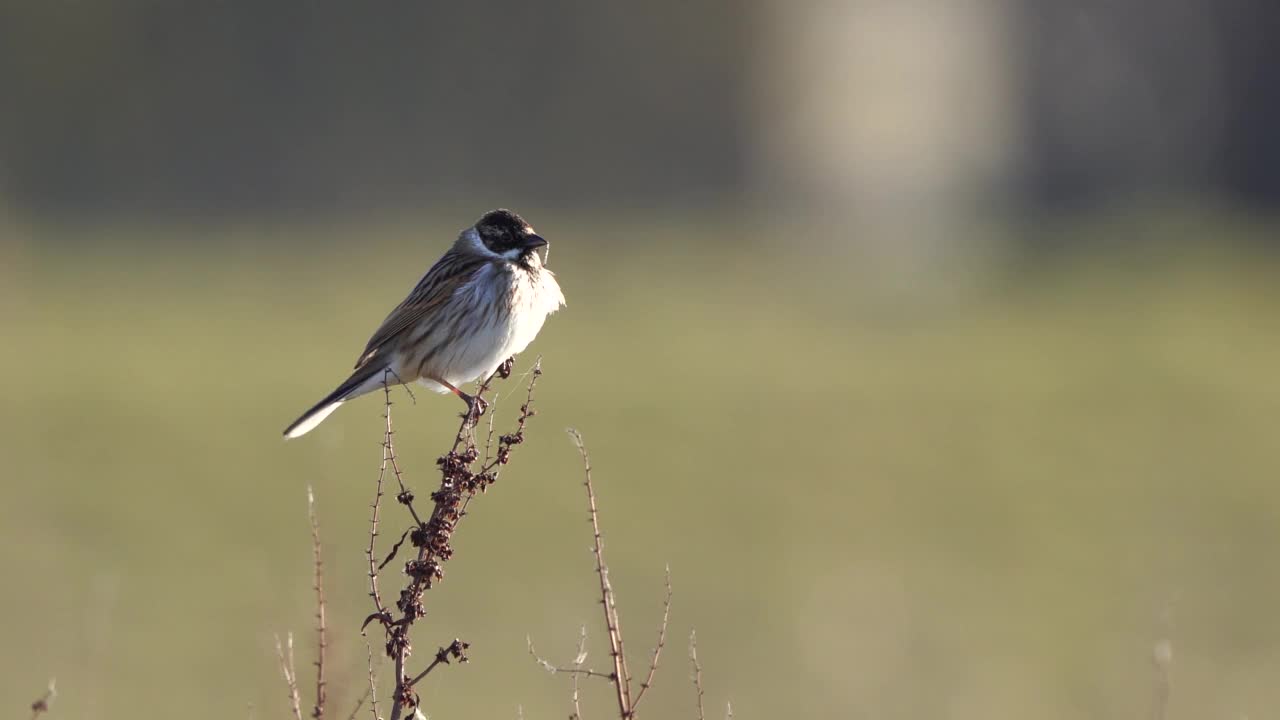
[{"left": 353, "top": 252, "right": 482, "bottom": 369}]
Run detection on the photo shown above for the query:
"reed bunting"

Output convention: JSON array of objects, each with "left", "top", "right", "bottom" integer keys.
[{"left": 283, "top": 209, "right": 565, "bottom": 438}]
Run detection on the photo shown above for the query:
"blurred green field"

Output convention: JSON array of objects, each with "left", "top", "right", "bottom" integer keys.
[{"left": 1, "top": 214, "right": 1278, "bottom": 719}]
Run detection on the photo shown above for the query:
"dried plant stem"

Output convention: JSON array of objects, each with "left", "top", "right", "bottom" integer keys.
[
  {"left": 364, "top": 382, "right": 396, "bottom": 619},
  {"left": 356, "top": 637, "right": 382, "bottom": 720},
  {"left": 380, "top": 374, "right": 421, "bottom": 527},
  {"left": 360, "top": 632, "right": 378, "bottom": 717},
  {"left": 689, "top": 631, "right": 705, "bottom": 720},
  {"left": 570, "top": 627, "right": 587, "bottom": 720},
  {"left": 375, "top": 359, "right": 541, "bottom": 720},
  {"left": 276, "top": 632, "right": 305, "bottom": 720},
  {"left": 308, "top": 487, "right": 328, "bottom": 720},
  {"left": 569, "top": 427, "right": 634, "bottom": 718},
  {"left": 532, "top": 431, "right": 678, "bottom": 718},
  {"left": 631, "top": 566, "right": 673, "bottom": 710},
  {"left": 528, "top": 631, "right": 615, "bottom": 681},
  {"left": 406, "top": 639, "right": 470, "bottom": 687}
]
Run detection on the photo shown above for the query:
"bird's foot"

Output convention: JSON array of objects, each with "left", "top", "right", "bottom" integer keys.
[{"left": 462, "top": 393, "right": 489, "bottom": 427}]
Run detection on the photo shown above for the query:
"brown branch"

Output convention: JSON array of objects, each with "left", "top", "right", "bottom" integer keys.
[
  {"left": 275, "top": 632, "right": 305, "bottom": 720},
  {"left": 381, "top": 374, "right": 422, "bottom": 529},
  {"left": 308, "top": 487, "right": 328, "bottom": 720},
  {"left": 568, "top": 427, "right": 634, "bottom": 718},
  {"left": 29, "top": 680, "right": 55, "bottom": 720},
  {"left": 354, "top": 636, "right": 381, "bottom": 720},
  {"left": 365, "top": 381, "right": 396, "bottom": 620},
  {"left": 406, "top": 639, "right": 470, "bottom": 687},
  {"left": 689, "top": 631, "right": 705, "bottom": 720},
  {"left": 631, "top": 566, "right": 673, "bottom": 710}
]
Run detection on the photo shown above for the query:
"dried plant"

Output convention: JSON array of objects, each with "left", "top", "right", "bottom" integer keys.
[
  {"left": 275, "top": 632, "right": 305, "bottom": 720},
  {"left": 309, "top": 487, "right": 329, "bottom": 720},
  {"left": 689, "top": 631, "right": 705, "bottom": 720},
  {"left": 530, "top": 429, "right": 686, "bottom": 719},
  {"left": 275, "top": 487, "right": 330, "bottom": 720},
  {"left": 275, "top": 359, "right": 541, "bottom": 720},
  {"left": 362, "top": 358, "right": 543, "bottom": 719}
]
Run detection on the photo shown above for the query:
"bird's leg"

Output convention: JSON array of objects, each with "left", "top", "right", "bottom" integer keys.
[{"left": 433, "top": 377, "right": 488, "bottom": 426}]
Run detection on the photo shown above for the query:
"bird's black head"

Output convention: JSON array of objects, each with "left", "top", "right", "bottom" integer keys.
[{"left": 474, "top": 209, "right": 547, "bottom": 259}]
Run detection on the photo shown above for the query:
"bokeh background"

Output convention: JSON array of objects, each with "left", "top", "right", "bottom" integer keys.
[{"left": 2, "top": 2, "right": 1279, "bottom": 718}]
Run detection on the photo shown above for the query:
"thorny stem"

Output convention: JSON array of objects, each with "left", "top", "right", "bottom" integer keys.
[
  {"left": 631, "top": 566, "right": 673, "bottom": 710},
  {"left": 357, "top": 637, "right": 381, "bottom": 720},
  {"left": 568, "top": 428, "right": 634, "bottom": 718},
  {"left": 528, "top": 633, "right": 616, "bottom": 681},
  {"left": 381, "top": 372, "right": 423, "bottom": 528},
  {"left": 690, "top": 631, "right": 706, "bottom": 720},
  {"left": 365, "top": 382, "right": 395, "bottom": 619},
  {"left": 308, "top": 488, "right": 328, "bottom": 720}
]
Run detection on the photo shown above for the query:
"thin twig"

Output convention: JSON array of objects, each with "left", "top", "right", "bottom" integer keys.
[
  {"left": 631, "top": 566, "right": 673, "bottom": 710},
  {"left": 275, "top": 632, "right": 305, "bottom": 720},
  {"left": 568, "top": 427, "right": 633, "bottom": 718},
  {"left": 406, "top": 640, "right": 470, "bottom": 687},
  {"left": 381, "top": 375, "right": 423, "bottom": 528},
  {"left": 570, "top": 626, "right": 587, "bottom": 720},
  {"left": 29, "top": 679, "right": 55, "bottom": 720},
  {"left": 528, "top": 632, "right": 615, "bottom": 681},
  {"left": 360, "top": 637, "right": 382, "bottom": 720},
  {"left": 308, "top": 487, "right": 328, "bottom": 720},
  {"left": 527, "top": 628, "right": 597, "bottom": 719},
  {"left": 365, "top": 382, "right": 394, "bottom": 618},
  {"left": 689, "top": 631, "right": 705, "bottom": 720},
  {"left": 480, "top": 388, "right": 500, "bottom": 468}
]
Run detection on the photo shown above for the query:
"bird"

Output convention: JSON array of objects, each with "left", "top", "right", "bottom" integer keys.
[{"left": 283, "top": 209, "right": 565, "bottom": 439}]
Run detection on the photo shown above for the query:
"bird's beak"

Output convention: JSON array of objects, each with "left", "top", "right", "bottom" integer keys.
[{"left": 520, "top": 233, "right": 548, "bottom": 251}]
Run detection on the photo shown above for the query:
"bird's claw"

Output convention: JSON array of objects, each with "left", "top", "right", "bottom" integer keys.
[{"left": 462, "top": 395, "right": 489, "bottom": 427}]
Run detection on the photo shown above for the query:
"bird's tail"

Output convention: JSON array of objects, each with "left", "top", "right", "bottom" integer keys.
[{"left": 283, "top": 363, "right": 389, "bottom": 439}]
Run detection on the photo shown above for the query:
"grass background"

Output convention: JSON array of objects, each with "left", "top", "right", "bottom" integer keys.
[{"left": 1, "top": 213, "right": 1278, "bottom": 718}]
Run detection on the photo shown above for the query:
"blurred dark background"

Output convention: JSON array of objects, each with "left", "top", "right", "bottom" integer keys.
[
  {"left": 2, "top": 1, "right": 1277, "bottom": 218},
  {"left": 2, "top": 3, "right": 1279, "bottom": 720}
]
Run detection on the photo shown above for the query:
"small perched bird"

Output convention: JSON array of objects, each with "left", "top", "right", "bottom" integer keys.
[{"left": 283, "top": 209, "right": 565, "bottom": 439}]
